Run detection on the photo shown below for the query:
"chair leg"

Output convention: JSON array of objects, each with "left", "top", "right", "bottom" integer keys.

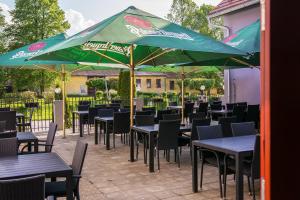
[
  {"left": 251, "top": 177, "right": 256, "bottom": 200},
  {"left": 247, "top": 176, "right": 252, "bottom": 195},
  {"left": 177, "top": 148, "right": 180, "bottom": 168},
  {"left": 113, "top": 132, "right": 116, "bottom": 148},
  {"left": 200, "top": 155, "right": 204, "bottom": 190},
  {"left": 157, "top": 149, "right": 160, "bottom": 171}
]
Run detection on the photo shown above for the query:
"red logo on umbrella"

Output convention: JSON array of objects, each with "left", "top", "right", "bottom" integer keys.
[
  {"left": 124, "top": 15, "right": 152, "bottom": 29},
  {"left": 223, "top": 34, "right": 237, "bottom": 43},
  {"left": 28, "top": 42, "right": 46, "bottom": 52}
]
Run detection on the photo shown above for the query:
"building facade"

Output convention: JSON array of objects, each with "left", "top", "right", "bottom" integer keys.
[{"left": 209, "top": 0, "right": 260, "bottom": 104}]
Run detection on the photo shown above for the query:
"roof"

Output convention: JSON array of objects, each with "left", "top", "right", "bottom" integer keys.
[
  {"left": 71, "top": 70, "right": 177, "bottom": 78},
  {"left": 209, "top": 0, "right": 260, "bottom": 18}
]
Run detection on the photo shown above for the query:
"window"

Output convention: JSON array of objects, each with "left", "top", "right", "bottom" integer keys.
[
  {"left": 136, "top": 79, "right": 141, "bottom": 90},
  {"left": 156, "top": 79, "right": 161, "bottom": 88},
  {"left": 170, "top": 80, "right": 175, "bottom": 90},
  {"left": 146, "top": 79, "right": 151, "bottom": 88}
]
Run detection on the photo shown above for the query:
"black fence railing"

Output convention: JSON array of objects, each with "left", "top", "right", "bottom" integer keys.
[{"left": 0, "top": 97, "right": 54, "bottom": 132}]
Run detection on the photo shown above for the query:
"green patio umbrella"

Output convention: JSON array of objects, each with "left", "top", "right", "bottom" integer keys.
[
  {"left": 30, "top": 6, "right": 246, "bottom": 132},
  {"left": 179, "top": 19, "right": 261, "bottom": 67},
  {"left": 0, "top": 33, "right": 123, "bottom": 137}
]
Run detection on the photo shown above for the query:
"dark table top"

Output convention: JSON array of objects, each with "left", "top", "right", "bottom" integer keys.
[
  {"left": 95, "top": 116, "right": 114, "bottom": 122},
  {"left": 17, "top": 132, "right": 38, "bottom": 142},
  {"left": 73, "top": 110, "right": 89, "bottom": 115},
  {"left": 0, "top": 153, "right": 72, "bottom": 180},
  {"left": 132, "top": 124, "right": 191, "bottom": 134},
  {"left": 16, "top": 113, "right": 24, "bottom": 117},
  {"left": 192, "top": 135, "right": 256, "bottom": 155}
]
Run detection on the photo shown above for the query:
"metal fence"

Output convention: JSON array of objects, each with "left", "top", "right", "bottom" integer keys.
[{"left": 0, "top": 97, "right": 53, "bottom": 132}]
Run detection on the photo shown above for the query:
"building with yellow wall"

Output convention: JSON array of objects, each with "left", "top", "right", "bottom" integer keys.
[{"left": 67, "top": 70, "right": 186, "bottom": 95}]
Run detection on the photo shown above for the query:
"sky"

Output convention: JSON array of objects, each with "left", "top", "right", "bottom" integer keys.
[{"left": 0, "top": 0, "right": 221, "bottom": 35}]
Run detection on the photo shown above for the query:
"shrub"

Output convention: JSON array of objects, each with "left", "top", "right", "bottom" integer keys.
[
  {"left": 20, "top": 91, "right": 36, "bottom": 101},
  {"left": 43, "top": 91, "right": 54, "bottom": 103}
]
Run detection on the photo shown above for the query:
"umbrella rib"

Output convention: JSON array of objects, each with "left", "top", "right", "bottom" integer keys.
[
  {"left": 230, "top": 57, "right": 260, "bottom": 69},
  {"left": 70, "top": 64, "right": 94, "bottom": 73},
  {"left": 136, "top": 48, "right": 162, "bottom": 66},
  {"left": 138, "top": 48, "right": 173, "bottom": 66},
  {"left": 88, "top": 49, "right": 130, "bottom": 68}
]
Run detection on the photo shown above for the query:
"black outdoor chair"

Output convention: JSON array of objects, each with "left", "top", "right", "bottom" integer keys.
[
  {"left": 232, "top": 105, "right": 247, "bottom": 122},
  {"left": 211, "top": 100, "right": 222, "bottom": 105},
  {"left": 156, "top": 109, "right": 172, "bottom": 123},
  {"left": 184, "top": 102, "right": 194, "bottom": 122},
  {"left": 142, "top": 107, "right": 156, "bottom": 115},
  {"left": 106, "top": 106, "right": 120, "bottom": 112},
  {"left": 135, "top": 111, "right": 152, "bottom": 116},
  {"left": 157, "top": 120, "right": 181, "bottom": 170},
  {"left": 169, "top": 101, "right": 178, "bottom": 106},
  {"left": 21, "top": 123, "right": 57, "bottom": 154},
  {"left": 97, "top": 109, "right": 114, "bottom": 144},
  {"left": 120, "top": 108, "right": 130, "bottom": 112},
  {"left": 218, "top": 116, "right": 237, "bottom": 137},
  {"left": 85, "top": 107, "right": 99, "bottom": 134},
  {"left": 226, "top": 103, "right": 236, "bottom": 111},
  {"left": 0, "top": 107, "right": 10, "bottom": 111},
  {"left": 95, "top": 104, "right": 107, "bottom": 108},
  {"left": 135, "top": 115, "right": 155, "bottom": 162},
  {"left": 78, "top": 100, "right": 91, "bottom": 106},
  {"left": 189, "top": 112, "right": 205, "bottom": 123},
  {"left": 224, "top": 135, "right": 260, "bottom": 199},
  {"left": 0, "top": 174, "right": 45, "bottom": 200},
  {"left": 246, "top": 105, "right": 260, "bottom": 129},
  {"left": 0, "top": 111, "right": 16, "bottom": 132},
  {"left": 113, "top": 112, "right": 130, "bottom": 148},
  {"left": 0, "top": 137, "right": 18, "bottom": 157},
  {"left": 197, "top": 125, "right": 234, "bottom": 198},
  {"left": 45, "top": 141, "right": 88, "bottom": 200},
  {"left": 210, "top": 104, "right": 223, "bottom": 120},
  {"left": 16, "top": 108, "right": 34, "bottom": 132},
  {"left": 231, "top": 122, "right": 257, "bottom": 136},
  {"left": 109, "top": 103, "right": 121, "bottom": 107},
  {"left": 237, "top": 102, "right": 248, "bottom": 107},
  {"left": 162, "top": 114, "right": 181, "bottom": 120},
  {"left": 197, "top": 102, "right": 208, "bottom": 116},
  {"left": 77, "top": 105, "right": 89, "bottom": 111}
]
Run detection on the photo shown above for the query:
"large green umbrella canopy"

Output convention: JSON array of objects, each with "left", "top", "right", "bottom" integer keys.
[
  {"left": 30, "top": 6, "right": 245, "bottom": 66},
  {"left": 179, "top": 19, "right": 260, "bottom": 67}
]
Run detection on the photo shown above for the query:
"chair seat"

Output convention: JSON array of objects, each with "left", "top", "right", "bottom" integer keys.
[
  {"left": 45, "top": 180, "right": 75, "bottom": 197},
  {"left": 178, "top": 135, "right": 190, "bottom": 146}
]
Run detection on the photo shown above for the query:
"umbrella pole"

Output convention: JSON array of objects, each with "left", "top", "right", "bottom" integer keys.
[
  {"left": 181, "top": 67, "right": 185, "bottom": 123},
  {"left": 130, "top": 45, "right": 135, "bottom": 162},
  {"left": 62, "top": 65, "right": 66, "bottom": 138}
]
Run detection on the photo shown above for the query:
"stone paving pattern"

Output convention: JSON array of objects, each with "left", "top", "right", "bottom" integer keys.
[{"left": 37, "top": 129, "right": 260, "bottom": 200}]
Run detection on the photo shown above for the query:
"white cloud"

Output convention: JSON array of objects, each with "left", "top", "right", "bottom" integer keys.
[
  {"left": 0, "top": 2, "right": 12, "bottom": 24},
  {"left": 65, "top": 9, "right": 96, "bottom": 36}
]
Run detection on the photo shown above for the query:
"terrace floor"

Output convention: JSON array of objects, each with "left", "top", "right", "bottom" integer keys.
[{"left": 37, "top": 129, "right": 260, "bottom": 200}]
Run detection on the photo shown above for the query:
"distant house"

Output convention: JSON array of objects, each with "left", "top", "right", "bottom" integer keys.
[
  {"left": 66, "top": 70, "right": 181, "bottom": 95},
  {"left": 208, "top": 0, "right": 260, "bottom": 104}
]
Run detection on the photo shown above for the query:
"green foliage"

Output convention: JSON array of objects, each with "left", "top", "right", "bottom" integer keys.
[
  {"left": 43, "top": 91, "right": 54, "bottom": 103},
  {"left": 189, "top": 79, "right": 214, "bottom": 92},
  {"left": 19, "top": 91, "right": 36, "bottom": 100},
  {"left": 4, "top": 0, "right": 70, "bottom": 49},
  {"left": 107, "top": 78, "right": 118, "bottom": 91},
  {"left": 86, "top": 78, "right": 106, "bottom": 91},
  {"left": 167, "top": 0, "right": 223, "bottom": 39},
  {"left": 118, "top": 70, "right": 130, "bottom": 103},
  {"left": 0, "top": 6, "right": 6, "bottom": 54}
]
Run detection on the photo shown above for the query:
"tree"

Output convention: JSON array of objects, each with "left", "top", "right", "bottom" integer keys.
[
  {"left": 0, "top": 6, "right": 6, "bottom": 53},
  {"left": 107, "top": 78, "right": 118, "bottom": 91},
  {"left": 167, "top": 1, "right": 223, "bottom": 39},
  {"left": 118, "top": 70, "right": 130, "bottom": 104},
  {"left": 5, "top": 0, "right": 70, "bottom": 49},
  {"left": 86, "top": 78, "right": 106, "bottom": 91},
  {"left": 2, "top": 0, "right": 70, "bottom": 95}
]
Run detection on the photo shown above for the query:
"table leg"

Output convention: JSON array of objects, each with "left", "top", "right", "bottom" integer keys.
[
  {"left": 34, "top": 140, "right": 38, "bottom": 153},
  {"left": 72, "top": 112, "right": 75, "bottom": 133},
  {"left": 66, "top": 174, "right": 73, "bottom": 200},
  {"left": 22, "top": 116, "right": 25, "bottom": 132},
  {"left": 106, "top": 122, "right": 110, "bottom": 150},
  {"left": 149, "top": 133, "right": 154, "bottom": 172},
  {"left": 79, "top": 114, "right": 83, "bottom": 137},
  {"left": 235, "top": 153, "right": 244, "bottom": 200},
  {"left": 130, "top": 129, "right": 135, "bottom": 162},
  {"left": 28, "top": 142, "right": 32, "bottom": 152},
  {"left": 192, "top": 145, "right": 198, "bottom": 192},
  {"left": 95, "top": 119, "right": 98, "bottom": 145}
]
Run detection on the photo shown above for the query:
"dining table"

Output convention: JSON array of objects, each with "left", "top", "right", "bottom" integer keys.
[
  {"left": 17, "top": 132, "right": 38, "bottom": 152},
  {"left": 131, "top": 124, "right": 192, "bottom": 172},
  {"left": 192, "top": 135, "right": 256, "bottom": 200},
  {"left": 94, "top": 116, "right": 113, "bottom": 150},
  {"left": 0, "top": 152, "right": 73, "bottom": 200}
]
